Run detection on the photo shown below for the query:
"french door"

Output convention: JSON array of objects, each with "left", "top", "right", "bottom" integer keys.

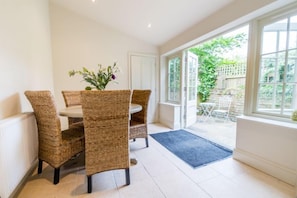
[
  {"left": 168, "top": 50, "right": 198, "bottom": 128},
  {"left": 182, "top": 51, "right": 198, "bottom": 128}
]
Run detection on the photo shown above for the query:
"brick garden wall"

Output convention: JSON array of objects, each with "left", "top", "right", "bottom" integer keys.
[{"left": 198, "top": 63, "right": 246, "bottom": 122}]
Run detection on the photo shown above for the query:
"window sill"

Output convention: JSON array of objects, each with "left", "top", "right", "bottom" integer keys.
[{"left": 237, "top": 115, "right": 297, "bottom": 129}]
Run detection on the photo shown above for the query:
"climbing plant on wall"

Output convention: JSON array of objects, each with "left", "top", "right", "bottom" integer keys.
[{"left": 190, "top": 33, "right": 247, "bottom": 102}]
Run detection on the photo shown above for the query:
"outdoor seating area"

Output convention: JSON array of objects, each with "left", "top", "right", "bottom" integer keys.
[
  {"left": 198, "top": 95, "right": 237, "bottom": 123},
  {"left": 195, "top": 97, "right": 236, "bottom": 149}
]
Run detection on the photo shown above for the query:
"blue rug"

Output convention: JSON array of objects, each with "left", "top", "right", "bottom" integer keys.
[{"left": 150, "top": 129, "right": 232, "bottom": 168}]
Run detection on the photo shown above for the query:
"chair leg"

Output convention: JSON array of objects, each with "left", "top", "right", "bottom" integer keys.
[
  {"left": 53, "top": 168, "right": 60, "bottom": 185},
  {"left": 38, "top": 159, "right": 43, "bottom": 174},
  {"left": 87, "top": 175, "right": 92, "bottom": 193},
  {"left": 125, "top": 168, "right": 130, "bottom": 185},
  {"left": 145, "top": 137, "right": 149, "bottom": 147}
]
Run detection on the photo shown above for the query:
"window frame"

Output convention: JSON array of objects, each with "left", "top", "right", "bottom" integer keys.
[
  {"left": 167, "top": 54, "right": 182, "bottom": 103},
  {"left": 246, "top": 3, "right": 297, "bottom": 122}
]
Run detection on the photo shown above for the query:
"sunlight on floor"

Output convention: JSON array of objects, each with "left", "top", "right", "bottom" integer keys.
[
  {"left": 17, "top": 123, "right": 295, "bottom": 198},
  {"left": 187, "top": 116, "right": 236, "bottom": 149}
]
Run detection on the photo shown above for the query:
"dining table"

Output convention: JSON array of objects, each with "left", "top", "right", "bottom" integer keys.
[
  {"left": 59, "top": 103, "right": 142, "bottom": 165},
  {"left": 59, "top": 103, "right": 142, "bottom": 118}
]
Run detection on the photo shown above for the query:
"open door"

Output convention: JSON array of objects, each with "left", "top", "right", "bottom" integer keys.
[{"left": 183, "top": 51, "right": 198, "bottom": 127}]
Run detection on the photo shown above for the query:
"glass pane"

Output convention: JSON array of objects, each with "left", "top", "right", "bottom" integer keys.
[
  {"left": 279, "top": 31, "right": 287, "bottom": 51},
  {"left": 257, "top": 84, "right": 282, "bottom": 114},
  {"left": 288, "top": 31, "right": 297, "bottom": 49},
  {"left": 262, "top": 18, "right": 288, "bottom": 54},
  {"left": 187, "top": 54, "right": 198, "bottom": 101},
  {"left": 259, "top": 54, "right": 276, "bottom": 83},
  {"left": 276, "top": 52, "right": 286, "bottom": 83},
  {"left": 275, "top": 84, "right": 283, "bottom": 111},
  {"left": 284, "top": 83, "right": 296, "bottom": 111},
  {"left": 189, "top": 87, "right": 195, "bottom": 100},
  {"left": 262, "top": 32, "right": 277, "bottom": 54},
  {"left": 287, "top": 49, "right": 297, "bottom": 83},
  {"left": 168, "top": 57, "right": 181, "bottom": 102},
  {"left": 257, "top": 84, "right": 274, "bottom": 109},
  {"left": 289, "top": 15, "right": 297, "bottom": 49}
]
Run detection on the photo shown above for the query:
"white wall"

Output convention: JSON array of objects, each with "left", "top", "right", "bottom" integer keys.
[
  {"left": 234, "top": 116, "right": 297, "bottom": 186},
  {"left": 0, "top": 1, "right": 52, "bottom": 197},
  {"left": 0, "top": 0, "right": 54, "bottom": 119},
  {"left": 49, "top": 3, "right": 158, "bottom": 129},
  {"left": 159, "top": 0, "right": 292, "bottom": 55}
]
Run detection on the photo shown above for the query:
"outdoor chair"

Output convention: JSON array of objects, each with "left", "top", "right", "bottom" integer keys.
[
  {"left": 24, "top": 90, "right": 85, "bottom": 184},
  {"left": 212, "top": 96, "right": 232, "bottom": 121},
  {"left": 81, "top": 90, "right": 131, "bottom": 193},
  {"left": 61, "top": 90, "right": 83, "bottom": 127},
  {"left": 129, "top": 89, "right": 151, "bottom": 147}
]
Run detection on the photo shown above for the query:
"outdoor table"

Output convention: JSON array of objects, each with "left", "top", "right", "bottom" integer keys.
[{"left": 199, "top": 102, "right": 216, "bottom": 122}]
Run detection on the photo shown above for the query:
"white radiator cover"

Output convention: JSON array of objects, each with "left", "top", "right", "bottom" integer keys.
[
  {"left": 0, "top": 113, "right": 38, "bottom": 198},
  {"left": 234, "top": 116, "right": 297, "bottom": 187},
  {"left": 159, "top": 102, "right": 181, "bottom": 130}
]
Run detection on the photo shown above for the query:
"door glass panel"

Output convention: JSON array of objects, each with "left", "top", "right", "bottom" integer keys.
[{"left": 168, "top": 57, "right": 181, "bottom": 102}]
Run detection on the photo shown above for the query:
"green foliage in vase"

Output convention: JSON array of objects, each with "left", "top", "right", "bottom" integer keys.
[{"left": 69, "top": 62, "right": 119, "bottom": 90}]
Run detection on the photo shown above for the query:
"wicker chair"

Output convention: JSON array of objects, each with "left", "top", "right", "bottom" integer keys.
[
  {"left": 81, "top": 90, "right": 131, "bottom": 193},
  {"left": 24, "top": 90, "right": 85, "bottom": 185},
  {"left": 129, "top": 89, "right": 151, "bottom": 147},
  {"left": 61, "top": 90, "right": 83, "bottom": 127}
]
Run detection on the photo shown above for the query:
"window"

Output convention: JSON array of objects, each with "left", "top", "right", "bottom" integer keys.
[
  {"left": 168, "top": 56, "right": 181, "bottom": 103},
  {"left": 255, "top": 8, "right": 297, "bottom": 118}
]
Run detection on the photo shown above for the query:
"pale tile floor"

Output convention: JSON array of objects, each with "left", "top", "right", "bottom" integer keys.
[
  {"left": 188, "top": 116, "right": 237, "bottom": 149},
  {"left": 17, "top": 123, "right": 295, "bottom": 198}
]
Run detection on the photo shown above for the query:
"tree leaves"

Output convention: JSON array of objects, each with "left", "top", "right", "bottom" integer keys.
[{"left": 190, "top": 33, "right": 247, "bottom": 102}]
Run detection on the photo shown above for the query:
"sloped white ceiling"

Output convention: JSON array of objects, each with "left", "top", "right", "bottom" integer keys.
[{"left": 50, "top": 0, "right": 234, "bottom": 46}]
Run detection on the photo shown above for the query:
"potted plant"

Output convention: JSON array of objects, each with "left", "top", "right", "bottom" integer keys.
[{"left": 69, "top": 62, "right": 119, "bottom": 90}]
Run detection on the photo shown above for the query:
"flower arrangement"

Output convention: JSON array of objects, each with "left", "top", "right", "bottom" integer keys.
[{"left": 69, "top": 62, "right": 119, "bottom": 90}]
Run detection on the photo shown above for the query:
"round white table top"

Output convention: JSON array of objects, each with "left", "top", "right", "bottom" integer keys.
[{"left": 59, "top": 103, "right": 142, "bottom": 118}]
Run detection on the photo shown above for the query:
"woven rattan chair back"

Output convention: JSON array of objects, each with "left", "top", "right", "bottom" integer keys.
[
  {"left": 61, "top": 90, "right": 83, "bottom": 127},
  {"left": 81, "top": 90, "right": 131, "bottom": 193},
  {"left": 129, "top": 89, "right": 151, "bottom": 147},
  {"left": 25, "top": 90, "right": 85, "bottom": 184}
]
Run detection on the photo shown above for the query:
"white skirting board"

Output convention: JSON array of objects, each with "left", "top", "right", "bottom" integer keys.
[
  {"left": 233, "top": 148, "right": 296, "bottom": 186},
  {"left": 235, "top": 116, "right": 297, "bottom": 188}
]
